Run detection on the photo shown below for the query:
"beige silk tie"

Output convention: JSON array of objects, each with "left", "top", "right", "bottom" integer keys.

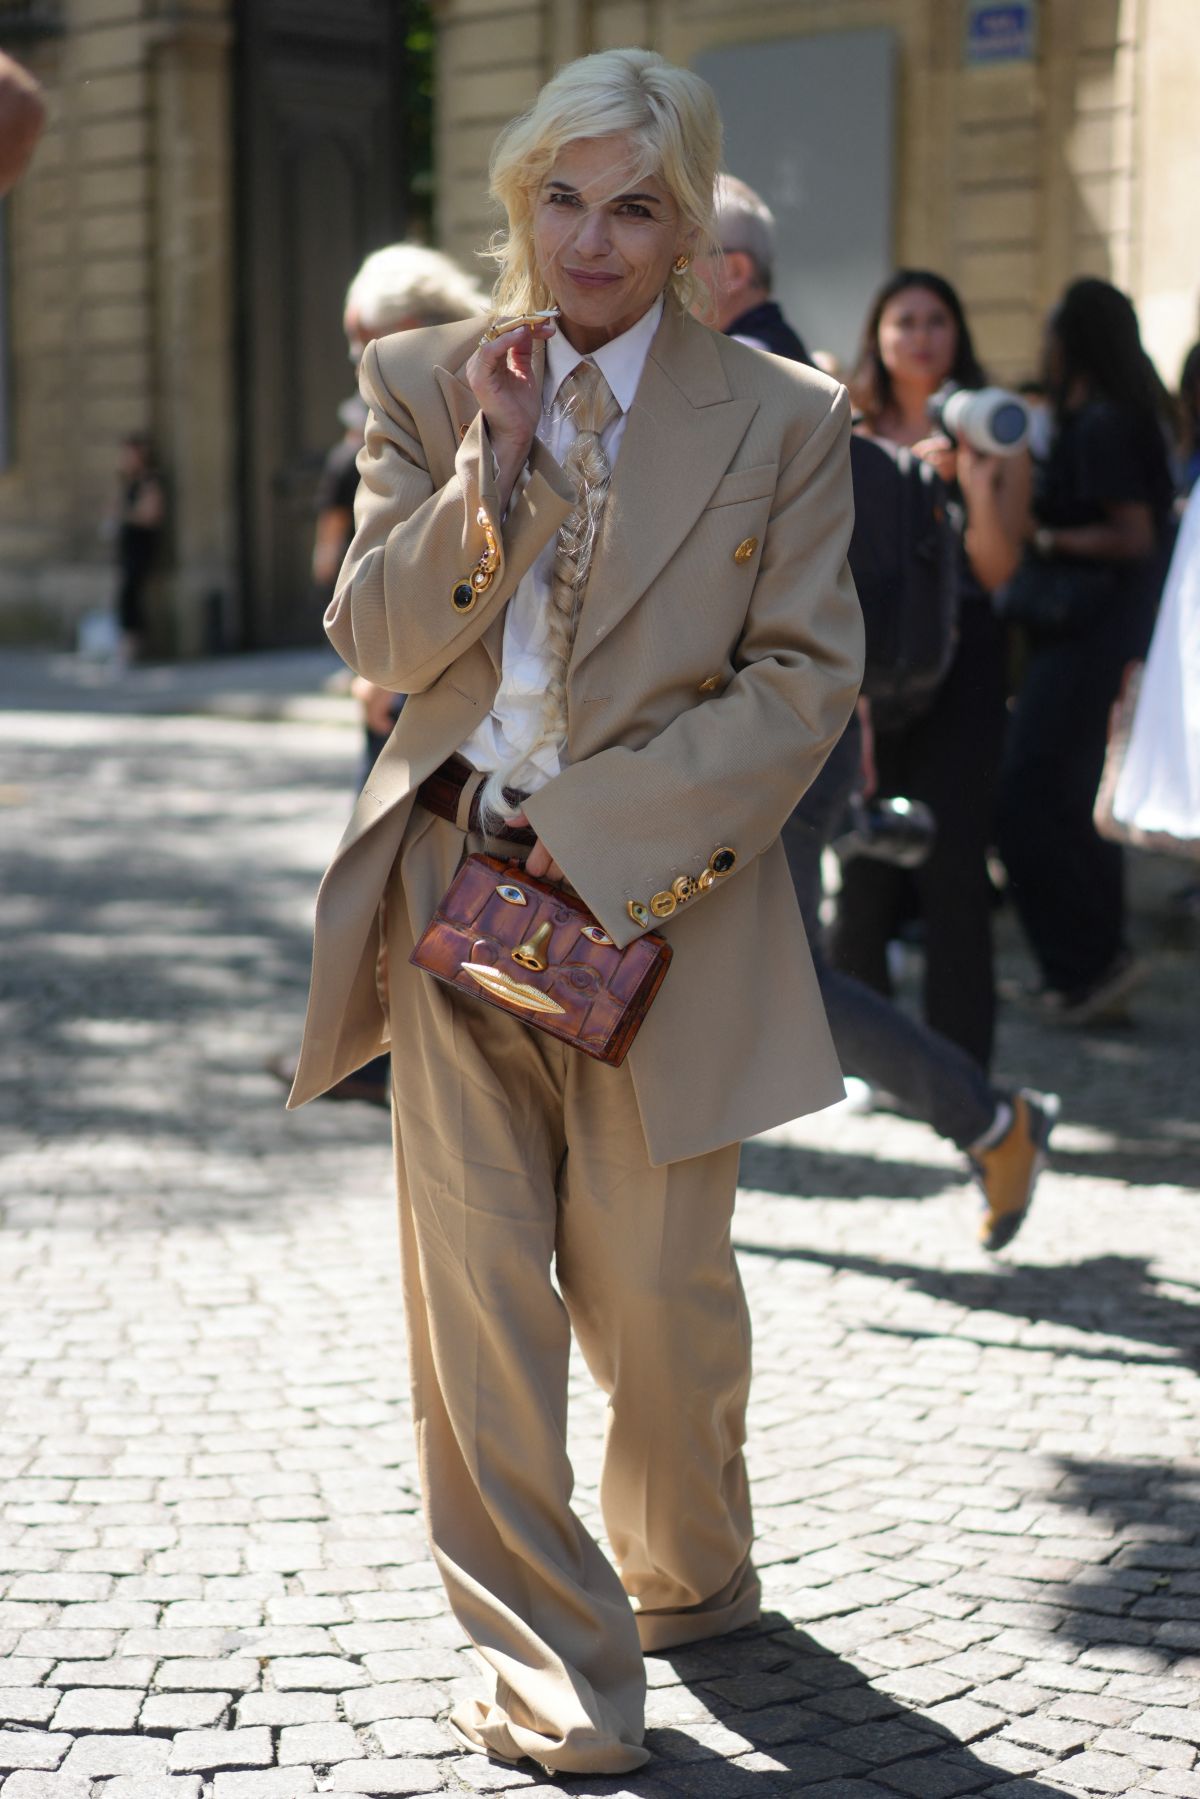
[{"left": 536, "top": 359, "right": 622, "bottom": 767}]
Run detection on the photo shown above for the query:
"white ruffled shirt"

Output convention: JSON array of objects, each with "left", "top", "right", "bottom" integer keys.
[{"left": 459, "top": 295, "right": 663, "bottom": 788}]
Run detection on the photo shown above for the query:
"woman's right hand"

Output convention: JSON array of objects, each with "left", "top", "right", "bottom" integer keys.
[{"left": 465, "top": 318, "right": 556, "bottom": 506}]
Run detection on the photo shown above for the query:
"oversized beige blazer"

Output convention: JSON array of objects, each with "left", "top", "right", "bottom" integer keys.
[{"left": 289, "top": 302, "right": 865, "bottom": 1166}]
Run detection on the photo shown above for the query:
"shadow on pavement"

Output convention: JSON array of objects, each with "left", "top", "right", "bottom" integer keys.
[
  {"left": 731, "top": 1244, "right": 1200, "bottom": 1370},
  {"left": 1037, "top": 1455, "right": 1200, "bottom": 1662},
  {"left": 740, "top": 1139, "right": 963, "bottom": 1205},
  {"left": 531, "top": 1613, "right": 1069, "bottom": 1794}
]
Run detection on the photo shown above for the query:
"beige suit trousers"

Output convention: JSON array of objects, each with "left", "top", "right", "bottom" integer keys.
[{"left": 384, "top": 809, "right": 761, "bottom": 1775}]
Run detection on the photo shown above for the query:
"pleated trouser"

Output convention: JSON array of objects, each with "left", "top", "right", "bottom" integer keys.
[{"left": 384, "top": 808, "right": 760, "bottom": 1775}]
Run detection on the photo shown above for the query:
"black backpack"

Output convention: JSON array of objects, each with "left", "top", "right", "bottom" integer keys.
[{"left": 848, "top": 433, "right": 960, "bottom": 730}]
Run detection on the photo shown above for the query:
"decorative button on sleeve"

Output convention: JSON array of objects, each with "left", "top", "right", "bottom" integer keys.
[{"left": 451, "top": 507, "right": 500, "bottom": 612}]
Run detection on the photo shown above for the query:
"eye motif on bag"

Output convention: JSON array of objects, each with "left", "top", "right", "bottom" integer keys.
[
  {"left": 580, "top": 924, "right": 613, "bottom": 946},
  {"left": 495, "top": 884, "right": 528, "bottom": 906}
]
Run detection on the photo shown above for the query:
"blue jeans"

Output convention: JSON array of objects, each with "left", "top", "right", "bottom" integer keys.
[{"left": 782, "top": 718, "right": 996, "bottom": 1151}]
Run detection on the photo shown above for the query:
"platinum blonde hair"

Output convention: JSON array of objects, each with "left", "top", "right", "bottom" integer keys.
[
  {"left": 713, "top": 173, "right": 776, "bottom": 290},
  {"left": 486, "top": 47, "right": 723, "bottom": 320},
  {"left": 344, "top": 243, "right": 485, "bottom": 332}
]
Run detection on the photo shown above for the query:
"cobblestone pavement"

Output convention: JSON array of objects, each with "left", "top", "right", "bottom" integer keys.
[{"left": 2, "top": 707, "right": 1199, "bottom": 1799}]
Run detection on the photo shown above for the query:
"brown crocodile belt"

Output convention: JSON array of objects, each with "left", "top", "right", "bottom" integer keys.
[{"left": 415, "top": 754, "right": 538, "bottom": 848}]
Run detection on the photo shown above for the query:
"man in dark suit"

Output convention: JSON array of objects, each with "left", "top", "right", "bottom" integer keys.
[{"left": 694, "top": 173, "right": 811, "bottom": 364}]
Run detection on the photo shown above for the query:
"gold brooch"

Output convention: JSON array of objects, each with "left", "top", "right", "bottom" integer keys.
[{"left": 451, "top": 507, "right": 501, "bottom": 611}]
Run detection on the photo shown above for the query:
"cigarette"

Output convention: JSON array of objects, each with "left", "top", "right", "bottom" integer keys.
[{"left": 483, "top": 308, "right": 560, "bottom": 341}]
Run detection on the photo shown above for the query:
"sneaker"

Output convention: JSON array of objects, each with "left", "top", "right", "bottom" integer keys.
[{"left": 971, "top": 1090, "right": 1059, "bottom": 1253}]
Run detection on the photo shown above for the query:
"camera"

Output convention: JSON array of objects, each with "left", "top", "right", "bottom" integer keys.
[
  {"left": 927, "top": 384, "right": 1031, "bottom": 457},
  {"left": 832, "top": 795, "right": 937, "bottom": 870}
]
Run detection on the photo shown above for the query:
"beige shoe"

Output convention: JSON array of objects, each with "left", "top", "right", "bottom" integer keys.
[{"left": 971, "top": 1090, "right": 1058, "bottom": 1252}]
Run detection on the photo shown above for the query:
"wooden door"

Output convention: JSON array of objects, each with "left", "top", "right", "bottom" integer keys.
[{"left": 235, "top": 0, "right": 411, "bottom": 647}]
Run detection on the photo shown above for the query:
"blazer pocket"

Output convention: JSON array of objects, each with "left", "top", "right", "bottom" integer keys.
[{"left": 705, "top": 463, "right": 778, "bottom": 509}]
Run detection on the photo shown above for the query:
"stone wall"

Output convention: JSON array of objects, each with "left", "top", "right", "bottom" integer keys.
[
  {"left": 434, "top": 0, "right": 1200, "bottom": 389},
  {"left": 0, "top": 0, "right": 235, "bottom": 651}
]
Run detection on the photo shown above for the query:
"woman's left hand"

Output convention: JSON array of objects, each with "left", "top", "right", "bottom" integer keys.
[
  {"left": 956, "top": 442, "right": 1001, "bottom": 506},
  {"left": 510, "top": 811, "right": 565, "bottom": 883}
]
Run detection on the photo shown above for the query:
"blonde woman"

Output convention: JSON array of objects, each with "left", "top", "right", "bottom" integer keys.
[{"left": 289, "top": 48, "right": 862, "bottom": 1776}]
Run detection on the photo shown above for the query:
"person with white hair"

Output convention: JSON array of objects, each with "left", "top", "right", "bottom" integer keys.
[
  {"left": 694, "top": 171, "right": 811, "bottom": 362},
  {"left": 313, "top": 245, "right": 487, "bottom": 601},
  {"left": 342, "top": 242, "right": 489, "bottom": 356},
  {"left": 287, "top": 48, "right": 861, "bottom": 1775}
]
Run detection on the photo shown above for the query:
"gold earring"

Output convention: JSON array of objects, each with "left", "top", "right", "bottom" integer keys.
[{"left": 673, "top": 253, "right": 691, "bottom": 273}]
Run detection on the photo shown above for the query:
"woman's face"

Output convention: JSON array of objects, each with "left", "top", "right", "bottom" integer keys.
[
  {"left": 876, "top": 286, "right": 959, "bottom": 394},
  {"left": 532, "top": 132, "right": 689, "bottom": 351}
]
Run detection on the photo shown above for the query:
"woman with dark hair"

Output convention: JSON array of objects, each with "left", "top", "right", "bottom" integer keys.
[
  {"left": 1177, "top": 341, "right": 1200, "bottom": 494},
  {"left": 996, "top": 278, "right": 1174, "bottom": 1023},
  {"left": 851, "top": 269, "right": 987, "bottom": 426},
  {"left": 832, "top": 270, "right": 1029, "bottom": 1070}
]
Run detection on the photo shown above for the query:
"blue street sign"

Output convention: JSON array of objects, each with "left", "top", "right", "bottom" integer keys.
[{"left": 965, "top": 1, "right": 1037, "bottom": 64}]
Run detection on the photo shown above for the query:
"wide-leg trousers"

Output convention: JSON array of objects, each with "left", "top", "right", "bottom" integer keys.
[{"left": 384, "top": 809, "right": 759, "bottom": 1775}]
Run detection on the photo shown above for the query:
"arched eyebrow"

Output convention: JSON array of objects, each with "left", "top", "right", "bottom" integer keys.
[{"left": 545, "top": 179, "right": 665, "bottom": 208}]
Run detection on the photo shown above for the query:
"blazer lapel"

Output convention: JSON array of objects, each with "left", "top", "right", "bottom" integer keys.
[
  {"left": 433, "top": 337, "right": 551, "bottom": 450},
  {"left": 572, "top": 308, "right": 758, "bottom": 676},
  {"left": 433, "top": 343, "right": 555, "bottom": 680},
  {"left": 433, "top": 362, "right": 480, "bottom": 448}
]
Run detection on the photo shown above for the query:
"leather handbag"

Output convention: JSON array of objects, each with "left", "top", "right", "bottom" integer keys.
[{"left": 409, "top": 854, "right": 672, "bottom": 1067}]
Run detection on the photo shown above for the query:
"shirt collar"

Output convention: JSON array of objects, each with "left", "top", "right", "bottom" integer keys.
[{"left": 544, "top": 293, "right": 664, "bottom": 417}]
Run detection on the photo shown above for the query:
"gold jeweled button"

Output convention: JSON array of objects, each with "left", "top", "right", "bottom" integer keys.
[
  {"left": 709, "top": 847, "right": 737, "bottom": 876},
  {"left": 627, "top": 899, "right": 649, "bottom": 928},
  {"left": 671, "top": 874, "right": 698, "bottom": 904},
  {"left": 733, "top": 537, "right": 758, "bottom": 565},
  {"left": 451, "top": 580, "right": 477, "bottom": 611},
  {"left": 649, "top": 891, "right": 677, "bottom": 919},
  {"left": 698, "top": 869, "right": 716, "bottom": 890},
  {"left": 698, "top": 673, "right": 722, "bottom": 693}
]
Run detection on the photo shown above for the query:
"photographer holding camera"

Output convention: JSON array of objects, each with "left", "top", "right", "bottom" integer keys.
[
  {"left": 833, "top": 270, "right": 1030, "bottom": 1074},
  {"left": 698, "top": 213, "right": 1054, "bottom": 1246}
]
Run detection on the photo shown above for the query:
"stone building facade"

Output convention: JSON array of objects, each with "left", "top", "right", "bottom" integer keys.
[
  {"left": 0, "top": 0, "right": 235, "bottom": 651},
  {"left": 0, "top": 0, "right": 411, "bottom": 653},
  {"left": 436, "top": 0, "right": 1199, "bottom": 387},
  {"left": 0, "top": 0, "right": 1197, "bottom": 652}
]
